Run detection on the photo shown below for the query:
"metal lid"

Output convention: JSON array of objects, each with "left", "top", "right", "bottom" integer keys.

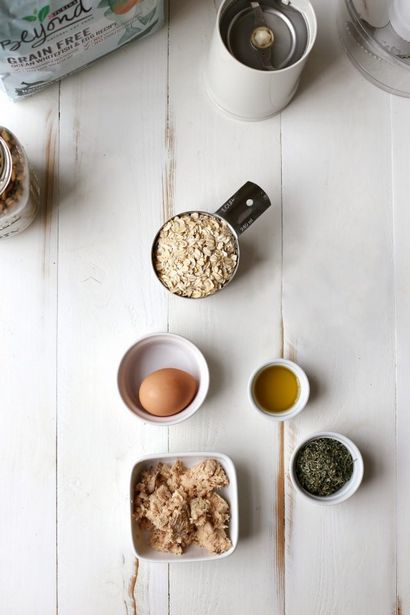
[
  {"left": 220, "top": 0, "right": 309, "bottom": 71},
  {"left": 0, "top": 137, "right": 12, "bottom": 195}
]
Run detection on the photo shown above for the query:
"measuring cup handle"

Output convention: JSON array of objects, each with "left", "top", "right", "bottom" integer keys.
[{"left": 215, "top": 181, "right": 271, "bottom": 235}]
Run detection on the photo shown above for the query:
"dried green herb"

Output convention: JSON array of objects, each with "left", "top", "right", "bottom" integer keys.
[{"left": 295, "top": 437, "right": 354, "bottom": 497}]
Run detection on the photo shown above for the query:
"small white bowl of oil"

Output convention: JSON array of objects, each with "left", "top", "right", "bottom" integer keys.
[{"left": 248, "top": 358, "right": 310, "bottom": 422}]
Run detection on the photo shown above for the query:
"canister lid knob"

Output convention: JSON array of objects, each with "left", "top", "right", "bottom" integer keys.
[
  {"left": 222, "top": 0, "right": 308, "bottom": 71},
  {"left": 251, "top": 26, "right": 275, "bottom": 49}
]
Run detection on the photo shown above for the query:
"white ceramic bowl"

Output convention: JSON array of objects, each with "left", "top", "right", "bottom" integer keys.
[
  {"left": 118, "top": 333, "right": 209, "bottom": 426},
  {"left": 130, "top": 452, "right": 239, "bottom": 563},
  {"left": 289, "top": 431, "right": 364, "bottom": 505},
  {"left": 248, "top": 358, "right": 310, "bottom": 422}
]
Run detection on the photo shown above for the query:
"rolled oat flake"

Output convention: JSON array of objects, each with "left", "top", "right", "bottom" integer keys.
[{"left": 0, "top": 127, "right": 39, "bottom": 239}]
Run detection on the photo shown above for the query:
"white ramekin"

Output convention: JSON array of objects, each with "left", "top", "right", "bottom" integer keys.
[
  {"left": 289, "top": 431, "right": 364, "bottom": 505},
  {"left": 248, "top": 358, "right": 310, "bottom": 422},
  {"left": 117, "top": 333, "right": 209, "bottom": 426}
]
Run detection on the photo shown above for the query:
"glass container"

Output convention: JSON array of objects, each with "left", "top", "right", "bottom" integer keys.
[
  {"left": 337, "top": 0, "right": 410, "bottom": 96},
  {"left": 0, "top": 127, "right": 39, "bottom": 239}
]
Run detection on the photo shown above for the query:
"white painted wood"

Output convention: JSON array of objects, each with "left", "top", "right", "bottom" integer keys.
[
  {"left": 56, "top": 30, "right": 170, "bottom": 615},
  {"left": 0, "top": 0, "right": 410, "bottom": 613},
  {"left": 0, "top": 86, "right": 59, "bottom": 615},
  {"left": 392, "top": 96, "right": 410, "bottom": 615},
  {"left": 282, "top": 1, "right": 396, "bottom": 614},
  {"left": 166, "top": 1, "right": 283, "bottom": 613}
]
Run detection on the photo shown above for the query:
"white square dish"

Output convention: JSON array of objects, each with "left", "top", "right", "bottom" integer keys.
[{"left": 130, "top": 451, "right": 239, "bottom": 563}]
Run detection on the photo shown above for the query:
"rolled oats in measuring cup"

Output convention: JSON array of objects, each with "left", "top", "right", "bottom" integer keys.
[
  {"left": 0, "top": 127, "right": 39, "bottom": 239},
  {"left": 152, "top": 182, "right": 271, "bottom": 298}
]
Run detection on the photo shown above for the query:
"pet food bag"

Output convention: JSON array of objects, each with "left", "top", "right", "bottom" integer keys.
[{"left": 0, "top": 0, "right": 165, "bottom": 100}]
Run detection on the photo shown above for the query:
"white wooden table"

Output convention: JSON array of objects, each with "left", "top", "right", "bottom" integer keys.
[{"left": 1, "top": 0, "right": 410, "bottom": 613}]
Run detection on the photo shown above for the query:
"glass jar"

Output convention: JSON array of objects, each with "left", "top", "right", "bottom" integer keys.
[
  {"left": 0, "top": 127, "right": 39, "bottom": 239},
  {"left": 337, "top": 0, "right": 410, "bottom": 97}
]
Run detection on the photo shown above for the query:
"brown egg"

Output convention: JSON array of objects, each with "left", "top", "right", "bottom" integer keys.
[{"left": 138, "top": 368, "right": 198, "bottom": 417}]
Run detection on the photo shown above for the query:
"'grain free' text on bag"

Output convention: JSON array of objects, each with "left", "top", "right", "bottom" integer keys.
[{"left": 0, "top": 0, "right": 164, "bottom": 100}]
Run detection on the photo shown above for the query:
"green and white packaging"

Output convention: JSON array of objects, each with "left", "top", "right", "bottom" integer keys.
[{"left": 0, "top": 0, "right": 164, "bottom": 100}]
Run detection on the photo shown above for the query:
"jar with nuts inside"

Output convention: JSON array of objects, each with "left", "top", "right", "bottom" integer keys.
[{"left": 0, "top": 127, "right": 39, "bottom": 239}]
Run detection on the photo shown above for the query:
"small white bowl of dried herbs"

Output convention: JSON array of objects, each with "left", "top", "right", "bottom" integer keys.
[{"left": 289, "top": 432, "right": 364, "bottom": 505}]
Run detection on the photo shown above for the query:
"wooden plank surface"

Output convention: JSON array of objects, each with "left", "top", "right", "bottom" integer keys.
[
  {"left": 56, "top": 28, "right": 169, "bottom": 615},
  {"left": 392, "top": 96, "right": 410, "bottom": 615},
  {"left": 0, "top": 0, "right": 409, "bottom": 613},
  {"left": 166, "top": 0, "right": 283, "bottom": 612},
  {"left": 0, "top": 87, "right": 59, "bottom": 615},
  {"left": 281, "top": 2, "right": 396, "bottom": 614}
]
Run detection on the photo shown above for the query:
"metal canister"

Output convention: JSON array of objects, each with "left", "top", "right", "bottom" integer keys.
[
  {"left": 205, "top": 0, "right": 317, "bottom": 120},
  {"left": 0, "top": 127, "right": 39, "bottom": 239}
]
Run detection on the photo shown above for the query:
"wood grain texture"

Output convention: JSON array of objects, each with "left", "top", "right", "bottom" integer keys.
[
  {"left": 392, "top": 97, "right": 410, "bottom": 615},
  {"left": 166, "top": 1, "right": 283, "bottom": 613},
  {"left": 1, "top": 0, "right": 410, "bottom": 612},
  {"left": 0, "top": 87, "right": 60, "bottom": 615},
  {"left": 56, "top": 27, "right": 169, "bottom": 615},
  {"left": 282, "top": 1, "right": 396, "bottom": 613}
]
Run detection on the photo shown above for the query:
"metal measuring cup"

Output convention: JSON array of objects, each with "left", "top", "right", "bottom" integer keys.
[{"left": 151, "top": 181, "right": 271, "bottom": 298}]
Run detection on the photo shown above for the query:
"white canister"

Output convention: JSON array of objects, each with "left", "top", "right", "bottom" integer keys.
[{"left": 205, "top": 0, "right": 317, "bottom": 121}]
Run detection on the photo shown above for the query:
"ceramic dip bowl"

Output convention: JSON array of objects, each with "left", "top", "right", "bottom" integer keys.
[
  {"left": 118, "top": 333, "right": 209, "bottom": 426},
  {"left": 289, "top": 431, "right": 364, "bottom": 505}
]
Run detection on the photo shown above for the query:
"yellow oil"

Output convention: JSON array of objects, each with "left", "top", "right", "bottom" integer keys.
[{"left": 254, "top": 365, "right": 300, "bottom": 413}]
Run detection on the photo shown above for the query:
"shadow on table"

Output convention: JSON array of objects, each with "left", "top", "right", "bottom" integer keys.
[
  {"left": 291, "top": 6, "right": 341, "bottom": 104},
  {"left": 203, "top": 348, "right": 225, "bottom": 406},
  {"left": 236, "top": 460, "right": 262, "bottom": 543},
  {"left": 169, "top": 0, "right": 211, "bottom": 26},
  {"left": 31, "top": 163, "right": 73, "bottom": 234},
  {"left": 235, "top": 236, "right": 270, "bottom": 283},
  {"left": 352, "top": 440, "right": 375, "bottom": 488},
  {"left": 305, "top": 370, "right": 320, "bottom": 406}
]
